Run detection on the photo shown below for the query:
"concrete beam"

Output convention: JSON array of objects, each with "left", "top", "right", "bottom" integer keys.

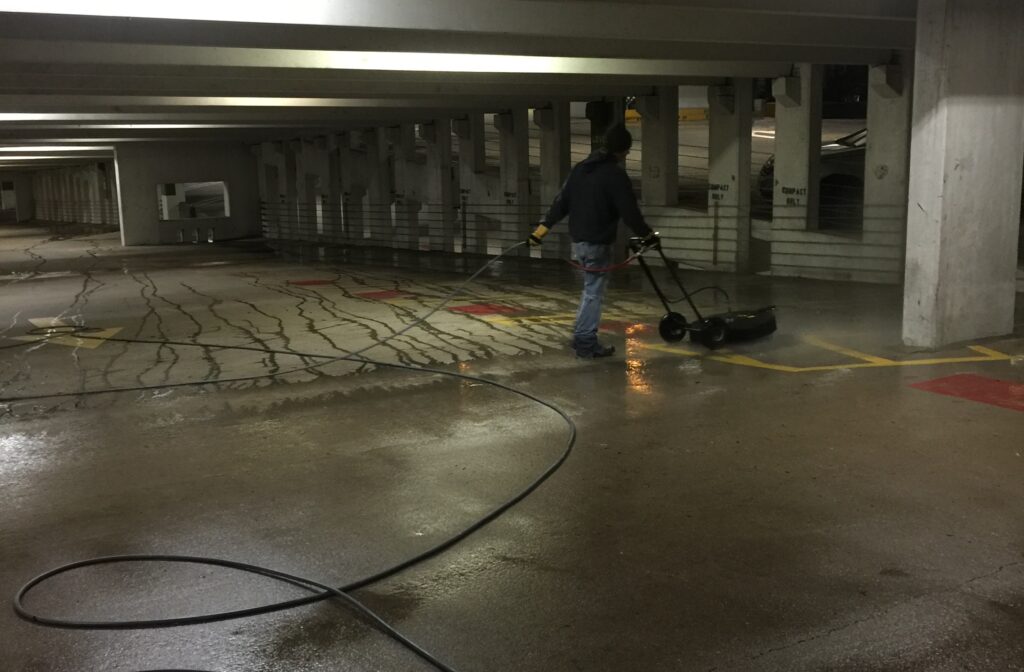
[
  {"left": 0, "top": 63, "right": 725, "bottom": 97},
  {"left": 0, "top": 5, "right": 913, "bottom": 60},
  {"left": 0, "top": 3, "right": 915, "bottom": 52},
  {"left": 0, "top": 39, "right": 795, "bottom": 79},
  {"left": 0, "top": 81, "right": 670, "bottom": 102}
]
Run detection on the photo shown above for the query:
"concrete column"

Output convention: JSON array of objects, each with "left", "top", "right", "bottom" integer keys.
[
  {"left": 533, "top": 103, "right": 571, "bottom": 204},
  {"left": 76, "top": 168, "right": 88, "bottom": 223},
  {"left": 33, "top": 173, "right": 48, "bottom": 220},
  {"left": 13, "top": 173, "right": 34, "bottom": 222},
  {"left": 864, "top": 59, "right": 913, "bottom": 249},
  {"left": 53, "top": 172, "right": 63, "bottom": 220},
  {"left": 283, "top": 141, "right": 299, "bottom": 240},
  {"left": 708, "top": 79, "right": 754, "bottom": 272},
  {"left": 72, "top": 170, "right": 84, "bottom": 223},
  {"left": 388, "top": 124, "right": 420, "bottom": 249},
  {"left": 0, "top": 176, "right": 11, "bottom": 212},
  {"left": 421, "top": 118, "right": 456, "bottom": 252},
  {"left": 297, "top": 138, "right": 329, "bottom": 238},
  {"left": 100, "top": 162, "right": 115, "bottom": 226},
  {"left": 338, "top": 131, "right": 366, "bottom": 243},
  {"left": 639, "top": 85, "right": 679, "bottom": 207},
  {"left": 771, "top": 63, "right": 823, "bottom": 233},
  {"left": 494, "top": 108, "right": 531, "bottom": 255},
  {"left": 533, "top": 102, "right": 572, "bottom": 259},
  {"left": 72, "top": 171, "right": 82, "bottom": 222},
  {"left": 86, "top": 167, "right": 98, "bottom": 224},
  {"left": 903, "top": 0, "right": 1024, "bottom": 347},
  {"left": 57, "top": 173, "right": 66, "bottom": 220},
  {"left": 325, "top": 136, "right": 343, "bottom": 243},
  {"left": 87, "top": 168, "right": 98, "bottom": 224},
  {"left": 314, "top": 137, "right": 332, "bottom": 237},
  {"left": 585, "top": 99, "right": 626, "bottom": 151},
  {"left": 362, "top": 127, "right": 394, "bottom": 244},
  {"left": 44, "top": 173, "right": 55, "bottom": 220},
  {"left": 52, "top": 171, "right": 65, "bottom": 221},
  {"left": 453, "top": 114, "right": 487, "bottom": 254},
  {"left": 43, "top": 174, "right": 52, "bottom": 220},
  {"left": 64, "top": 171, "right": 75, "bottom": 221},
  {"left": 257, "top": 142, "right": 285, "bottom": 240}
]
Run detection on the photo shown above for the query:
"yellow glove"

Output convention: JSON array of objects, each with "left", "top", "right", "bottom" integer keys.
[{"left": 527, "top": 224, "right": 550, "bottom": 247}]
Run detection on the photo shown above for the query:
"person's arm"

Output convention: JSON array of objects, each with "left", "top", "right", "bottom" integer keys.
[
  {"left": 542, "top": 174, "right": 572, "bottom": 228},
  {"left": 529, "top": 172, "right": 574, "bottom": 246},
  {"left": 610, "top": 169, "right": 652, "bottom": 237}
]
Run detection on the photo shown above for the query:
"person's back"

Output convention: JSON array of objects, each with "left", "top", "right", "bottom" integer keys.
[
  {"left": 542, "top": 148, "right": 647, "bottom": 245},
  {"left": 528, "top": 123, "right": 656, "bottom": 359}
]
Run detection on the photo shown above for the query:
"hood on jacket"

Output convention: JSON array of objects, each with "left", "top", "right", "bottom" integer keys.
[{"left": 580, "top": 149, "right": 617, "bottom": 174}]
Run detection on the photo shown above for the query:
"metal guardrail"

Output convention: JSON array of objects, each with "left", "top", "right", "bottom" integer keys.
[
  {"left": 260, "top": 199, "right": 574, "bottom": 258},
  {"left": 261, "top": 196, "right": 902, "bottom": 254}
]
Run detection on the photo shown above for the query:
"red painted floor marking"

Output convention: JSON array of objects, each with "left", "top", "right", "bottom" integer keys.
[
  {"left": 910, "top": 373, "right": 1024, "bottom": 413},
  {"left": 355, "top": 289, "right": 408, "bottom": 300},
  {"left": 287, "top": 279, "right": 334, "bottom": 286},
  {"left": 448, "top": 303, "right": 524, "bottom": 315}
]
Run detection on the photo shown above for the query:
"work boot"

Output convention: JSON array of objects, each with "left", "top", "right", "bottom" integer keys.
[{"left": 574, "top": 342, "right": 615, "bottom": 359}]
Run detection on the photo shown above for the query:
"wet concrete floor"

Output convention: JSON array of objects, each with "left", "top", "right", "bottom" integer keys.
[{"left": 2, "top": 225, "right": 1023, "bottom": 671}]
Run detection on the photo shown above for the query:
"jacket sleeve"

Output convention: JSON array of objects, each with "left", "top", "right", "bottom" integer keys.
[
  {"left": 611, "top": 169, "right": 652, "bottom": 237},
  {"left": 542, "top": 175, "right": 572, "bottom": 227}
]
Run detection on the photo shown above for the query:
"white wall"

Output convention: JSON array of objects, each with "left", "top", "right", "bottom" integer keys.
[{"left": 116, "top": 143, "right": 260, "bottom": 245}]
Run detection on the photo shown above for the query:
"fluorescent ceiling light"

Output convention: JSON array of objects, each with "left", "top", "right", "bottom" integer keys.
[
  {"left": 0, "top": 145, "right": 113, "bottom": 152},
  {"left": 0, "top": 1, "right": 350, "bottom": 23},
  {"left": 0, "top": 155, "right": 103, "bottom": 160}
]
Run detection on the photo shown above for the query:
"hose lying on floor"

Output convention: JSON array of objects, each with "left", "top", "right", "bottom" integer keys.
[{"left": 6, "top": 241, "right": 577, "bottom": 672}]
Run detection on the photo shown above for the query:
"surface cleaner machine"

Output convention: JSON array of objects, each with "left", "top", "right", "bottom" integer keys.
[{"left": 629, "top": 236, "right": 777, "bottom": 349}]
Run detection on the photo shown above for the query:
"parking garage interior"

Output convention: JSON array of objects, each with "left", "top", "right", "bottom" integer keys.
[{"left": 1, "top": 2, "right": 1023, "bottom": 671}]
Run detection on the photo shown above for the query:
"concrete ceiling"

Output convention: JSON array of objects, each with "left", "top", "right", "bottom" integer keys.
[{"left": 0, "top": 1, "right": 917, "bottom": 164}]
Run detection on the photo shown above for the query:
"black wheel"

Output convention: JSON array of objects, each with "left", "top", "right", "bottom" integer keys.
[
  {"left": 695, "top": 318, "right": 728, "bottom": 349},
  {"left": 658, "top": 312, "right": 688, "bottom": 342}
]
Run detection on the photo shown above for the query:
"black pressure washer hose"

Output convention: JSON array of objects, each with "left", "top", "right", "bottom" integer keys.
[{"left": 5, "top": 241, "right": 576, "bottom": 672}]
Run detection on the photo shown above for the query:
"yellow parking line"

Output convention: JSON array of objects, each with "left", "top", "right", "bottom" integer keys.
[
  {"left": 478, "top": 309, "right": 1016, "bottom": 374},
  {"left": 966, "top": 345, "right": 1010, "bottom": 358},
  {"left": 637, "top": 341, "right": 703, "bottom": 357},
  {"left": 709, "top": 353, "right": 805, "bottom": 373},
  {"left": 639, "top": 340, "right": 1012, "bottom": 373},
  {"left": 793, "top": 353, "right": 1009, "bottom": 372},
  {"left": 803, "top": 335, "right": 895, "bottom": 364}
]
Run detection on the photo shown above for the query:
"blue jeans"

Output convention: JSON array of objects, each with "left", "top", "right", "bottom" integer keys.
[{"left": 572, "top": 241, "right": 612, "bottom": 350}]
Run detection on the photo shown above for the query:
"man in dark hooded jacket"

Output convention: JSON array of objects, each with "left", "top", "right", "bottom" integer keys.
[{"left": 528, "top": 123, "right": 658, "bottom": 358}]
